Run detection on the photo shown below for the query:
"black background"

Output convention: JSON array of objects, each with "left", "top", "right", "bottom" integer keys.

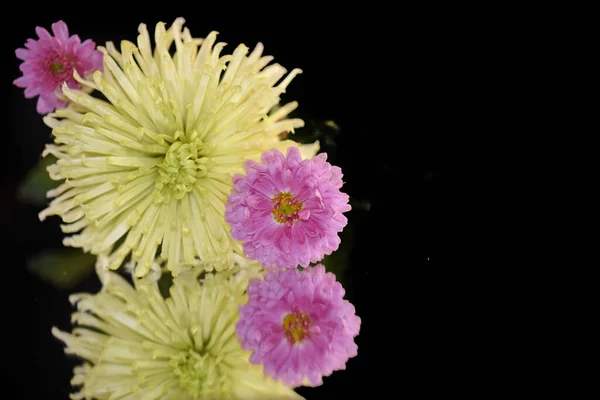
[{"left": 0, "top": 7, "right": 457, "bottom": 399}]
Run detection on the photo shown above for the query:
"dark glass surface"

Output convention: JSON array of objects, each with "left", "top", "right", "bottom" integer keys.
[{"left": 2, "top": 9, "right": 448, "bottom": 399}]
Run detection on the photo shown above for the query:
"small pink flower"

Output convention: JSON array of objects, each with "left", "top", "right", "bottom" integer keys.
[
  {"left": 13, "top": 20, "right": 103, "bottom": 114},
  {"left": 225, "top": 147, "right": 351, "bottom": 268},
  {"left": 236, "top": 264, "right": 361, "bottom": 387}
]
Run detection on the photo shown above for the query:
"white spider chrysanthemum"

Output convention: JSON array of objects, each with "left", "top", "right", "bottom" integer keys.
[
  {"left": 52, "top": 259, "right": 302, "bottom": 399},
  {"left": 39, "top": 17, "right": 319, "bottom": 277}
]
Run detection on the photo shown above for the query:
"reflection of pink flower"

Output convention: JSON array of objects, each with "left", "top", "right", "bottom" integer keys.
[
  {"left": 13, "top": 21, "right": 103, "bottom": 114},
  {"left": 237, "top": 264, "right": 361, "bottom": 387},
  {"left": 225, "top": 147, "right": 351, "bottom": 268}
]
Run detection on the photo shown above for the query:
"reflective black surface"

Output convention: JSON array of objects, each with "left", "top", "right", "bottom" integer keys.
[{"left": 2, "top": 8, "right": 451, "bottom": 399}]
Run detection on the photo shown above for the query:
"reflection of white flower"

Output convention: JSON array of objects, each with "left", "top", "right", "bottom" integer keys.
[
  {"left": 40, "top": 17, "right": 318, "bottom": 277},
  {"left": 53, "top": 262, "right": 302, "bottom": 399}
]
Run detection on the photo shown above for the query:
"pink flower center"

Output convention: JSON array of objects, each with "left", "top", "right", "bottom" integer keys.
[
  {"left": 272, "top": 192, "right": 303, "bottom": 225},
  {"left": 282, "top": 312, "right": 312, "bottom": 344},
  {"left": 46, "top": 53, "right": 77, "bottom": 83}
]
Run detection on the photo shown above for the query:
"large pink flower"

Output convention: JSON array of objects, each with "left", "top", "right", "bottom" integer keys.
[
  {"left": 13, "top": 20, "right": 103, "bottom": 114},
  {"left": 225, "top": 147, "right": 351, "bottom": 268},
  {"left": 237, "top": 264, "right": 360, "bottom": 387}
]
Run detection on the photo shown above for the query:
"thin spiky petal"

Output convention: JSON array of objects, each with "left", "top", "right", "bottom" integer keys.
[
  {"left": 40, "top": 18, "right": 319, "bottom": 277},
  {"left": 53, "top": 259, "right": 303, "bottom": 399}
]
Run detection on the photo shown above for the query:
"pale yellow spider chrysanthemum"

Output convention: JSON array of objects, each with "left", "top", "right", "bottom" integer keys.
[
  {"left": 39, "top": 17, "right": 319, "bottom": 277},
  {"left": 52, "top": 257, "right": 303, "bottom": 399}
]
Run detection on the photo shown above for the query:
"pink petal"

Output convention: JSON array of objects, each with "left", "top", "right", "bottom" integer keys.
[
  {"left": 76, "top": 39, "right": 95, "bottom": 58},
  {"left": 291, "top": 225, "right": 306, "bottom": 244},
  {"left": 15, "top": 48, "right": 29, "bottom": 60},
  {"left": 299, "top": 209, "right": 310, "bottom": 220},
  {"left": 36, "top": 96, "right": 53, "bottom": 114},
  {"left": 13, "top": 76, "right": 32, "bottom": 88},
  {"left": 23, "top": 85, "right": 40, "bottom": 98},
  {"left": 285, "top": 146, "right": 302, "bottom": 166},
  {"left": 51, "top": 20, "right": 69, "bottom": 40},
  {"left": 68, "top": 34, "right": 81, "bottom": 46},
  {"left": 35, "top": 26, "right": 51, "bottom": 40},
  {"left": 236, "top": 266, "right": 360, "bottom": 388},
  {"left": 24, "top": 39, "right": 39, "bottom": 51},
  {"left": 224, "top": 147, "right": 350, "bottom": 269}
]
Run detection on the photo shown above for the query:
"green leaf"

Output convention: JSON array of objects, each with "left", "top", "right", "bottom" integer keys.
[
  {"left": 18, "top": 155, "right": 58, "bottom": 206},
  {"left": 26, "top": 248, "right": 95, "bottom": 289}
]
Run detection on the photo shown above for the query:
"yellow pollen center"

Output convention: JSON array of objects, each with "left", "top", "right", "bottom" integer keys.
[
  {"left": 50, "top": 62, "right": 63, "bottom": 73},
  {"left": 282, "top": 312, "right": 312, "bottom": 344},
  {"left": 272, "top": 192, "right": 303, "bottom": 224}
]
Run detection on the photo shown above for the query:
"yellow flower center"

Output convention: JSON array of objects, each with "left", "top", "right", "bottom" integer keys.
[
  {"left": 155, "top": 134, "right": 208, "bottom": 203},
  {"left": 48, "top": 55, "right": 75, "bottom": 78},
  {"left": 272, "top": 192, "right": 303, "bottom": 225},
  {"left": 282, "top": 312, "right": 312, "bottom": 344},
  {"left": 170, "top": 348, "right": 210, "bottom": 397},
  {"left": 50, "top": 62, "right": 63, "bottom": 73}
]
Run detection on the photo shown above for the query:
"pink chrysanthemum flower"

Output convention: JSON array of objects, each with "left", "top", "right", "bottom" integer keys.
[
  {"left": 237, "top": 264, "right": 360, "bottom": 387},
  {"left": 13, "top": 20, "right": 103, "bottom": 114},
  {"left": 225, "top": 147, "right": 351, "bottom": 268}
]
